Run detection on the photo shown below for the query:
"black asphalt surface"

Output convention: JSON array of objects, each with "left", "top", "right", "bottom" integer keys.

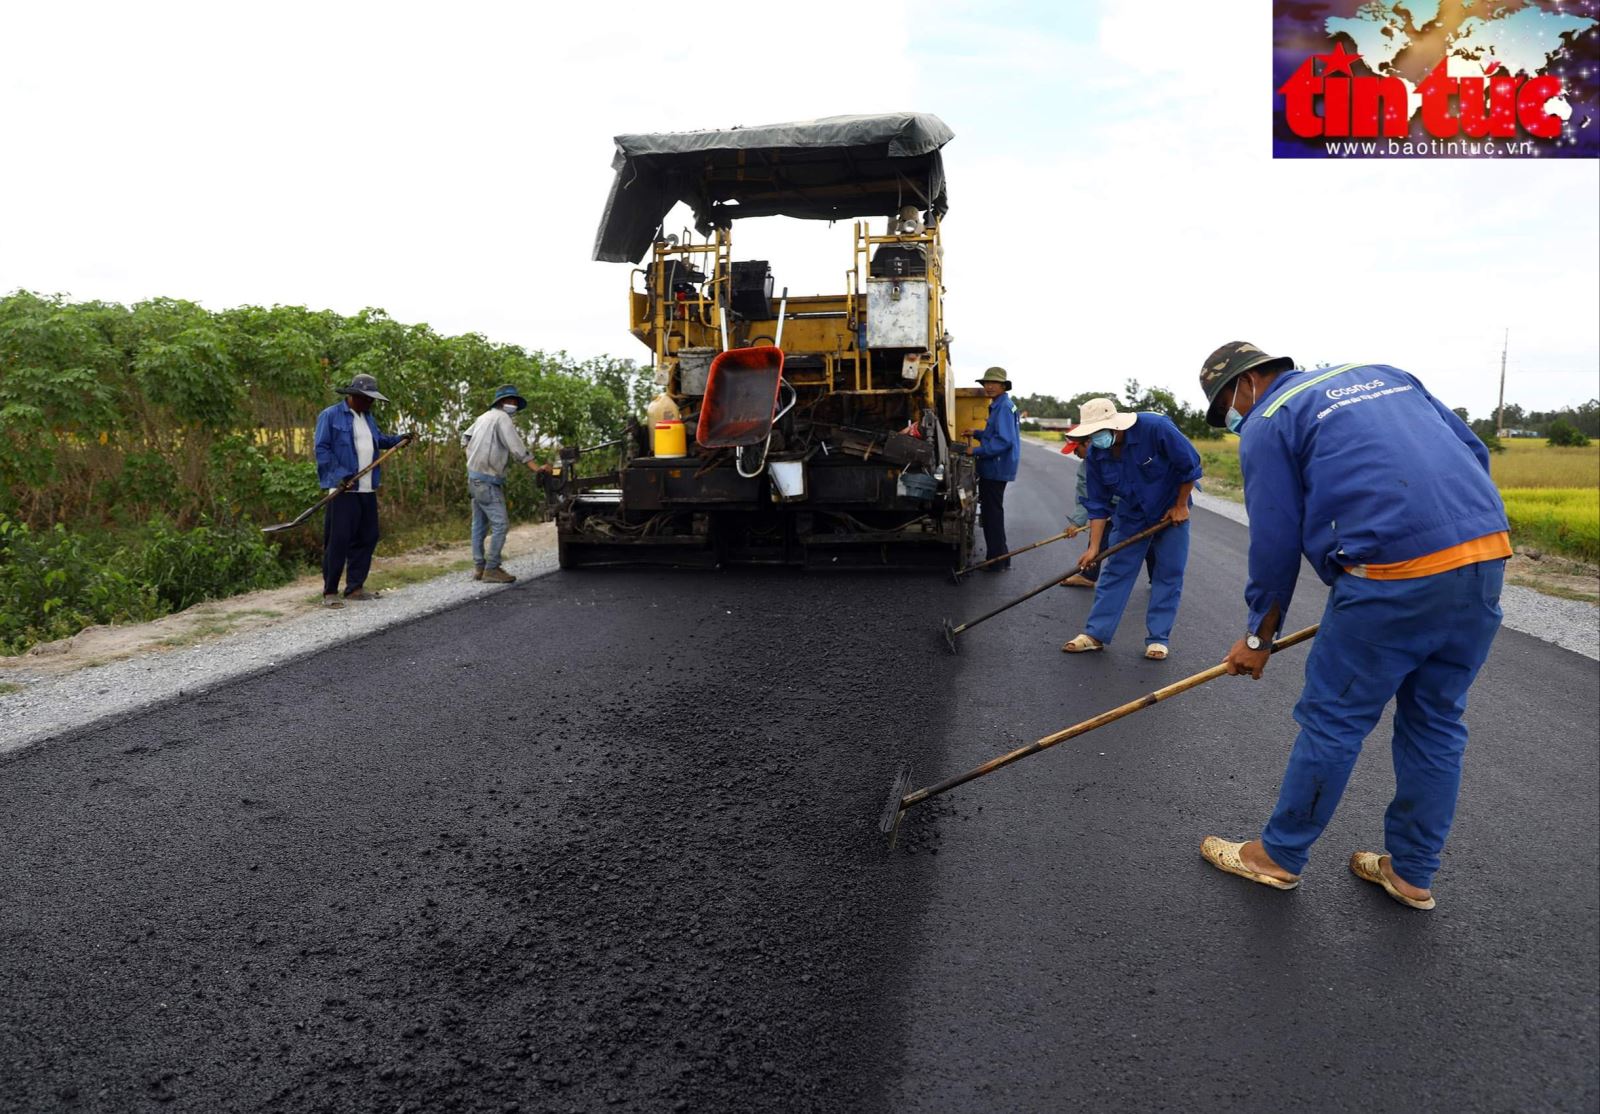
[{"left": 3, "top": 443, "right": 1596, "bottom": 1113}]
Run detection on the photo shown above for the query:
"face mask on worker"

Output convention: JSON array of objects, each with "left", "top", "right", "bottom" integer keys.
[
  {"left": 1090, "top": 430, "right": 1114, "bottom": 450},
  {"left": 501, "top": 403, "right": 518, "bottom": 415},
  {"left": 1225, "top": 376, "right": 1255, "bottom": 435}
]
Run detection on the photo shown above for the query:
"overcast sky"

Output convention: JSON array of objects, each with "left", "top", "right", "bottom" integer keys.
[{"left": 2, "top": 0, "right": 1596, "bottom": 419}]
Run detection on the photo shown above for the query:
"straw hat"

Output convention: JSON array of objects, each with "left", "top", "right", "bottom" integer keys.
[{"left": 1066, "top": 397, "right": 1136, "bottom": 437}]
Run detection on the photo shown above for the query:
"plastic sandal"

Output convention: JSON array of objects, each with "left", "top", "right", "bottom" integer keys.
[
  {"left": 1200, "top": 836, "right": 1300, "bottom": 890},
  {"left": 1349, "top": 852, "right": 1435, "bottom": 910}
]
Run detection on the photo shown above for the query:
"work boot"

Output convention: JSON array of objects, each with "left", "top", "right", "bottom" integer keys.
[
  {"left": 471, "top": 565, "right": 484, "bottom": 581},
  {"left": 481, "top": 567, "right": 516, "bottom": 584}
]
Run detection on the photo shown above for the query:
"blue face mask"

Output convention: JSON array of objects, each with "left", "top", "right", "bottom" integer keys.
[
  {"left": 1225, "top": 376, "right": 1255, "bottom": 435},
  {"left": 1090, "top": 430, "right": 1114, "bottom": 450}
]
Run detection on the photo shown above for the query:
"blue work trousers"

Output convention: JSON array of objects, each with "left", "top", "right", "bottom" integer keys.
[
  {"left": 323, "top": 491, "right": 379, "bottom": 596},
  {"left": 1260, "top": 559, "right": 1504, "bottom": 889},
  {"left": 1085, "top": 519, "right": 1189, "bottom": 647},
  {"left": 469, "top": 477, "right": 510, "bottom": 569}
]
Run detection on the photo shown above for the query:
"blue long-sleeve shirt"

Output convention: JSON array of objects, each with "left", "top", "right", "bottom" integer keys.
[
  {"left": 1066, "top": 452, "right": 1127, "bottom": 528},
  {"left": 314, "top": 402, "right": 405, "bottom": 490},
  {"left": 972, "top": 392, "right": 1020, "bottom": 482},
  {"left": 1081, "top": 413, "right": 1202, "bottom": 530},
  {"left": 1236, "top": 362, "right": 1508, "bottom": 635}
]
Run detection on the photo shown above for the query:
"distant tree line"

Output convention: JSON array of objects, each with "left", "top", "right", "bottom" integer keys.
[
  {"left": 1015, "top": 380, "right": 1222, "bottom": 441},
  {"left": 1469, "top": 400, "right": 1598, "bottom": 440}
]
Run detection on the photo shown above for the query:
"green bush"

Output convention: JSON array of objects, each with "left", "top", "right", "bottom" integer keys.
[
  {"left": 0, "top": 514, "right": 293, "bottom": 653},
  {"left": 128, "top": 517, "right": 293, "bottom": 613},
  {"left": 0, "top": 516, "right": 162, "bottom": 653},
  {"left": 1547, "top": 418, "right": 1591, "bottom": 448}
]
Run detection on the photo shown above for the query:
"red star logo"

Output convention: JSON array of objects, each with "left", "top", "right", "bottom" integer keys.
[{"left": 1319, "top": 41, "right": 1362, "bottom": 76}]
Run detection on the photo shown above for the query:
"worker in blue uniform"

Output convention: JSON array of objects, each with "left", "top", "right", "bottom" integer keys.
[
  {"left": 964, "top": 367, "right": 1021, "bottom": 571},
  {"left": 313, "top": 373, "right": 412, "bottom": 608},
  {"left": 1061, "top": 397, "right": 1201, "bottom": 660},
  {"left": 1195, "top": 342, "right": 1510, "bottom": 911},
  {"left": 1060, "top": 435, "right": 1155, "bottom": 589}
]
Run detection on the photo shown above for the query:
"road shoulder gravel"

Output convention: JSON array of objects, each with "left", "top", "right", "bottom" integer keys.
[{"left": 0, "top": 545, "right": 559, "bottom": 757}]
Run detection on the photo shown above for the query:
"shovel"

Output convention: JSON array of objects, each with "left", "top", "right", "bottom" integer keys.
[{"left": 261, "top": 438, "right": 411, "bottom": 534}]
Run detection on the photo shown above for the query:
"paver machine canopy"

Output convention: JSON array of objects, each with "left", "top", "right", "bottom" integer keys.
[{"left": 552, "top": 112, "right": 976, "bottom": 569}]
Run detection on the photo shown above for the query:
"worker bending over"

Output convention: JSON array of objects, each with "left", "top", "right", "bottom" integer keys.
[
  {"left": 1060, "top": 435, "right": 1154, "bottom": 590},
  {"left": 1196, "top": 342, "right": 1509, "bottom": 911},
  {"left": 1062, "top": 398, "right": 1201, "bottom": 660}
]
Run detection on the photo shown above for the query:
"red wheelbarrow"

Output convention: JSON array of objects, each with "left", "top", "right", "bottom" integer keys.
[{"left": 696, "top": 293, "right": 795, "bottom": 476}]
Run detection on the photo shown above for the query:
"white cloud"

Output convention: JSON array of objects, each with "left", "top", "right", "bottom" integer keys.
[{"left": 0, "top": 0, "right": 911, "bottom": 362}]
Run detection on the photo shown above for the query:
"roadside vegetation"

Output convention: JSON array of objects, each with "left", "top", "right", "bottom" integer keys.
[
  {"left": 1492, "top": 439, "right": 1600, "bottom": 565},
  {"left": 1200, "top": 436, "right": 1598, "bottom": 564},
  {"left": 1029, "top": 431, "right": 1599, "bottom": 568},
  {"left": 0, "top": 290, "right": 647, "bottom": 654}
]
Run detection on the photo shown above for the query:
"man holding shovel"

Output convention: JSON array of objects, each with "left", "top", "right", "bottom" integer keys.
[
  {"left": 1196, "top": 342, "right": 1509, "bottom": 910},
  {"left": 1061, "top": 399, "right": 1201, "bottom": 660},
  {"left": 461, "top": 384, "right": 546, "bottom": 584},
  {"left": 313, "top": 374, "right": 411, "bottom": 608}
]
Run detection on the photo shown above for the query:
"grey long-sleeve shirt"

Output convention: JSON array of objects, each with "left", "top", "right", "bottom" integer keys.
[{"left": 462, "top": 408, "right": 533, "bottom": 480}]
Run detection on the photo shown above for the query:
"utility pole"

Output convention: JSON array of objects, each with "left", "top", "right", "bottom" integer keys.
[{"left": 1495, "top": 328, "right": 1508, "bottom": 436}]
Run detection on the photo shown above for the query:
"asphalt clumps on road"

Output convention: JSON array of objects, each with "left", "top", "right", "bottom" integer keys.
[{"left": 0, "top": 569, "right": 960, "bottom": 1113}]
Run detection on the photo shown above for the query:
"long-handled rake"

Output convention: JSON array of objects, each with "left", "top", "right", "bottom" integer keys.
[
  {"left": 881, "top": 624, "right": 1319, "bottom": 847},
  {"left": 261, "top": 439, "right": 411, "bottom": 534},
  {"left": 948, "top": 525, "right": 1084, "bottom": 585},
  {"left": 940, "top": 518, "right": 1173, "bottom": 653}
]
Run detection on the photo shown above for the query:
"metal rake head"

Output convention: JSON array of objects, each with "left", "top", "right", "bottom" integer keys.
[{"left": 879, "top": 762, "right": 913, "bottom": 849}]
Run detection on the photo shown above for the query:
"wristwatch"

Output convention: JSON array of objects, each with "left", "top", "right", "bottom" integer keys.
[{"left": 1246, "top": 632, "right": 1265, "bottom": 651}]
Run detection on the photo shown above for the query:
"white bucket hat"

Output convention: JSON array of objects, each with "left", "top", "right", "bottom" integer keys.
[{"left": 1067, "top": 397, "right": 1137, "bottom": 438}]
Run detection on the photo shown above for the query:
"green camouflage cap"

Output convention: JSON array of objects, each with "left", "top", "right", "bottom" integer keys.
[
  {"left": 1199, "top": 342, "right": 1294, "bottom": 428},
  {"left": 976, "top": 366, "right": 1011, "bottom": 386}
]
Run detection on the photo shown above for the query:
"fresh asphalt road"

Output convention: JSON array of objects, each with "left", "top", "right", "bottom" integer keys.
[{"left": 2, "top": 443, "right": 1596, "bottom": 1113}]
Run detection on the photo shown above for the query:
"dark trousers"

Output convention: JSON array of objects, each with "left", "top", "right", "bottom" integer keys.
[
  {"left": 323, "top": 491, "right": 380, "bottom": 595},
  {"left": 978, "top": 478, "right": 1009, "bottom": 565}
]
